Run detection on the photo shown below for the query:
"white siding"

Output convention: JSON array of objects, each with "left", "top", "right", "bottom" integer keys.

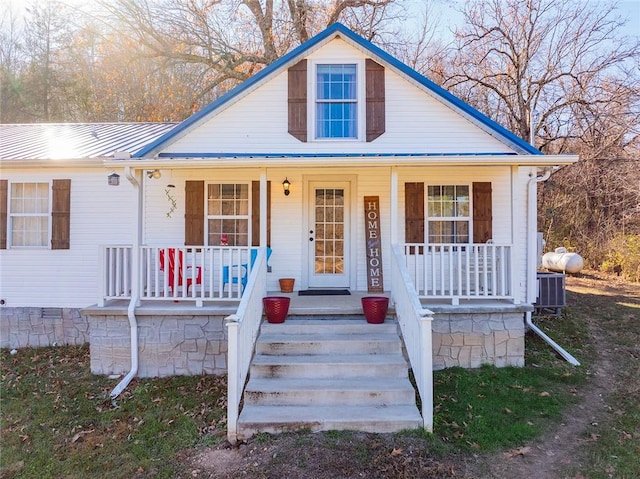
[
  {"left": 1, "top": 165, "right": 530, "bottom": 307},
  {"left": 0, "top": 169, "right": 137, "bottom": 307},
  {"left": 164, "top": 38, "right": 514, "bottom": 156}
]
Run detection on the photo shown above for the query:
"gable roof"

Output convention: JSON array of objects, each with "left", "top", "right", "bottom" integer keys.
[
  {"left": 1, "top": 122, "right": 176, "bottom": 161},
  {"left": 135, "top": 22, "right": 541, "bottom": 158}
]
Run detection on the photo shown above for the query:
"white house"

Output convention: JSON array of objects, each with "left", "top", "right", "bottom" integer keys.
[{"left": 0, "top": 24, "right": 578, "bottom": 442}]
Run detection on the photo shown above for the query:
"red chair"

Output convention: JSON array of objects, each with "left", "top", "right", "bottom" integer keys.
[{"left": 159, "top": 248, "right": 202, "bottom": 295}]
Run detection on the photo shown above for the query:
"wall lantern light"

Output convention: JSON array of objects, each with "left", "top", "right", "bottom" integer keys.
[
  {"left": 146, "top": 169, "right": 162, "bottom": 179},
  {"left": 108, "top": 172, "right": 120, "bottom": 186},
  {"left": 282, "top": 177, "right": 291, "bottom": 196}
]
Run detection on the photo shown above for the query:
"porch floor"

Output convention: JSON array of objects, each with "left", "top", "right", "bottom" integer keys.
[{"left": 88, "top": 291, "right": 527, "bottom": 317}]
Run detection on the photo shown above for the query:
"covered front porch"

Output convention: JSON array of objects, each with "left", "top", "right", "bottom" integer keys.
[{"left": 98, "top": 242, "right": 515, "bottom": 307}]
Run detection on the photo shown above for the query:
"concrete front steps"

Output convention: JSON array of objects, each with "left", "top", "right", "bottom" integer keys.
[{"left": 236, "top": 319, "right": 423, "bottom": 440}]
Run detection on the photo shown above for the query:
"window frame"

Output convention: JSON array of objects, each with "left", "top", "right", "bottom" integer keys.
[
  {"left": 425, "top": 184, "right": 472, "bottom": 245},
  {"left": 310, "top": 60, "right": 365, "bottom": 142},
  {"left": 8, "top": 181, "right": 52, "bottom": 249},
  {"left": 204, "top": 182, "right": 251, "bottom": 247}
]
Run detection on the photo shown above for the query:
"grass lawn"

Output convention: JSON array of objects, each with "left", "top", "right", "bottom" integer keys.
[
  {"left": 0, "top": 346, "right": 227, "bottom": 478},
  {"left": 1, "top": 273, "right": 638, "bottom": 478}
]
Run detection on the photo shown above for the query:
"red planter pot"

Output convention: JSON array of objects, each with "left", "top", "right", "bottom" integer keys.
[
  {"left": 361, "top": 296, "right": 389, "bottom": 324},
  {"left": 263, "top": 296, "right": 291, "bottom": 323}
]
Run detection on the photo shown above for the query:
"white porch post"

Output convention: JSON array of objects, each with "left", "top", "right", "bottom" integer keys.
[
  {"left": 260, "top": 169, "right": 267, "bottom": 247},
  {"left": 390, "top": 167, "right": 398, "bottom": 245},
  {"left": 510, "top": 166, "right": 520, "bottom": 304},
  {"left": 127, "top": 165, "right": 142, "bottom": 305}
]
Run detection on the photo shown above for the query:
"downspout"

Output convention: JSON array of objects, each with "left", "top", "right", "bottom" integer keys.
[
  {"left": 525, "top": 168, "right": 580, "bottom": 366},
  {"left": 110, "top": 166, "right": 141, "bottom": 398}
]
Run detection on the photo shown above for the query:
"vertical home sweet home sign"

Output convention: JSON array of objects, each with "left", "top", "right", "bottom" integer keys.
[{"left": 364, "top": 196, "right": 384, "bottom": 292}]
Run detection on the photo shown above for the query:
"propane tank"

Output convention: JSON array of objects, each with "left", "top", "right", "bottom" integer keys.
[{"left": 542, "top": 247, "right": 584, "bottom": 274}]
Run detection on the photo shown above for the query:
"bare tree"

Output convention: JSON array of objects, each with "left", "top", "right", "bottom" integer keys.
[
  {"left": 21, "top": 0, "right": 79, "bottom": 121},
  {"left": 94, "top": 0, "right": 400, "bottom": 109},
  {"left": 0, "top": 4, "right": 27, "bottom": 122},
  {"left": 445, "top": 0, "right": 639, "bottom": 151},
  {"left": 439, "top": 0, "right": 640, "bottom": 273}
]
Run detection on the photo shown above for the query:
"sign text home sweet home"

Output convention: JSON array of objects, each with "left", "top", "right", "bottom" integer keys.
[{"left": 364, "top": 196, "right": 384, "bottom": 292}]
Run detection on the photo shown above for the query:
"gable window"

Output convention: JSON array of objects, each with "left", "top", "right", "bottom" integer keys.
[
  {"left": 427, "top": 185, "right": 470, "bottom": 244},
  {"left": 206, "top": 183, "right": 249, "bottom": 246},
  {"left": 288, "top": 58, "right": 385, "bottom": 143},
  {"left": 315, "top": 64, "right": 357, "bottom": 139},
  {"left": 9, "top": 182, "right": 50, "bottom": 247}
]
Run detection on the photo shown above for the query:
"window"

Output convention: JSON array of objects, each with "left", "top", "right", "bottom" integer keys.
[
  {"left": 287, "top": 58, "right": 385, "bottom": 143},
  {"left": 9, "top": 182, "right": 50, "bottom": 247},
  {"left": 206, "top": 183, "right": 249, "bottom": 246},
  {"left": 315, "top": 64, "right": 357, "bottom": 139},
  {"left": 427, "top": 185, "right": 470, "bottom": 243}
]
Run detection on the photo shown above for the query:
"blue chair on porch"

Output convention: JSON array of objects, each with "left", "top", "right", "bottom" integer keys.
[{"left": 222, "top": 247, "right": 272, "bottom": 293}]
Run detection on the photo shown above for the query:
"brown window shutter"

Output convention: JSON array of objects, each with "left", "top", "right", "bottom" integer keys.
[
  {"left": 405, "top": 182, "right": 424, "bottom": 244},
  {"left": 473, "top": 182, "right": 492, "bottom": 243},
  {"left": 0, "top": 180, "right": 7, "bottom": 249},
  {"left": 288, "top": 59, "right": 307, "bottom": 142},
  {"left": 251, "top": 181, "right": 271, "bottom": 247},
  {"left": 366, "top": 59, "right": 385, "bottom": 142},
  {"left": 185, "top": 181, "right": 204, "bottom": 246},
  {"left": 51, "top": 179, "right": 71, "bottom": 250}
]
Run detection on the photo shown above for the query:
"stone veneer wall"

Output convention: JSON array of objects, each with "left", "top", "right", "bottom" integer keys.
[
  {"left": 88, "top": 313, "right": 228, "bottom": 377},
  {"left": 430, "top": 308, "right": 529, "bottom": 369},
  {"left": 0, "top": 307, "right": 89, "bottom": 349},
  {"left": 3, "top": 304, "right": 529, "bottom": 376}
]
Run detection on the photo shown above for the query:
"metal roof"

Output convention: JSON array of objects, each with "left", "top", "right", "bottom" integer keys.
[{"left": 0, "top": 122, "right": 177, "bottom": 160}]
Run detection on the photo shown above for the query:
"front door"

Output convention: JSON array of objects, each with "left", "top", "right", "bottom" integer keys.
[{"left": 307, "top": 182, "right": 350, "bottom": 288}]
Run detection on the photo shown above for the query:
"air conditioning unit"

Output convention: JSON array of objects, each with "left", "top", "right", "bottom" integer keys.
[{"left": 534, "top": 272, "right": 566, "bottom": 316}]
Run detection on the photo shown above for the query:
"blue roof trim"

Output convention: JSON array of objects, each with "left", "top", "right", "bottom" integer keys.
[
  {"left": 135, "top": 23, "right": 541, "bottom": 157},
  {"left": 155, "top": 152, "right": 518, "bottom": 158}
]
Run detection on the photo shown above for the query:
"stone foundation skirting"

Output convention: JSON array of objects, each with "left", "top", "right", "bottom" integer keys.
[
  {"left": 430, "top": 306, "right": 530, "bottom": 369},
  {"left": 3, "top": 303, "right": 531, "bottom": 377},
  {"left": 0, "top": 307, "right": 89, "bottom": 349},
  {"left": 87, "top": 313, "right": 228, "bottom": 378}
]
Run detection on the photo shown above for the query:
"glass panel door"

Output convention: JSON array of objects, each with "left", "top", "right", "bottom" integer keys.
[{"left": 308, "top": 182, "right": 350, "bottom": 288}]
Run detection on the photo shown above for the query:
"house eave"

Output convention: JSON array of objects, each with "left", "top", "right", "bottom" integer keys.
[
  {"left": 104, "top": 153, "right": 578, "bottom": 170},
  {"left": 0, "top": 158, "right": 107, "bottom": 168}
]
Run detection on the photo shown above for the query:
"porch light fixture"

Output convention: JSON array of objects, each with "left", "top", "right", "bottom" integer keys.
[
  {"left": 282, "top": 177, "right": 291, "bottom": 196},
  {"left": 108, "top": 172, "right": 120, "bottom": 186},
  {"left": 146, "top": 169, "right": 161, "bottom": 179}
]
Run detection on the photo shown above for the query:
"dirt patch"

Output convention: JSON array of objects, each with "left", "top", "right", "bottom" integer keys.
[
  {"left": 180, "top": 433, "right": 458, "bottom": 478},
  {"left": 176, "top": 273, "right": 638, "bottom": 479}
]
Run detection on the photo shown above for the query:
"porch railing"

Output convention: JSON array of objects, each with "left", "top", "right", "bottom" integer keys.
[
  {"left": 99, "top": 245, "right": 133, "bottom": 306},
  {"left": 390, "top": 244, "right": 434, "bottom": 431},
  {"left": 226, "top": 248, "right": 268, "bottom": 445},
  {"left": 401, "top": 243, "right": 512, "bottom": 304},
  {"left": 99, "top": 245, "right": 258, "bottom": 306}
]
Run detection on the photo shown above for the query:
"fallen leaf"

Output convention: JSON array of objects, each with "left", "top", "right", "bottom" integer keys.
[
  {"left": 390, "top": 448, "right": 403, "bottom": 456},
  {"left": 71, "top": 429, "right": 95, "bottom": 443},
  {"left": 585, "top": 433, "right": 600, "bottom": 442},
  {"left": 505, "top": 446, "right": 531, "bottom": 458},
  {"left": 540, "top": 391, "right": 550, "bottom": 397},
  {"left": 504, "top": 407, "right": 513, "bottom": 414}
]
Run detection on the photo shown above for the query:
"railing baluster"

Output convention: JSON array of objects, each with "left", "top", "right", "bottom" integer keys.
[{"left": 398, "top": 243, "right": 512, "bottom": 302}]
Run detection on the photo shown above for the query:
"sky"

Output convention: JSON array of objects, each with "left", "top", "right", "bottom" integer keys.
[
  {"left": 2, "top": 0, "right": 638, "bottom": 46},
  {"left": 412, "top": 0, "right": 639, "bottom": 43}
]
